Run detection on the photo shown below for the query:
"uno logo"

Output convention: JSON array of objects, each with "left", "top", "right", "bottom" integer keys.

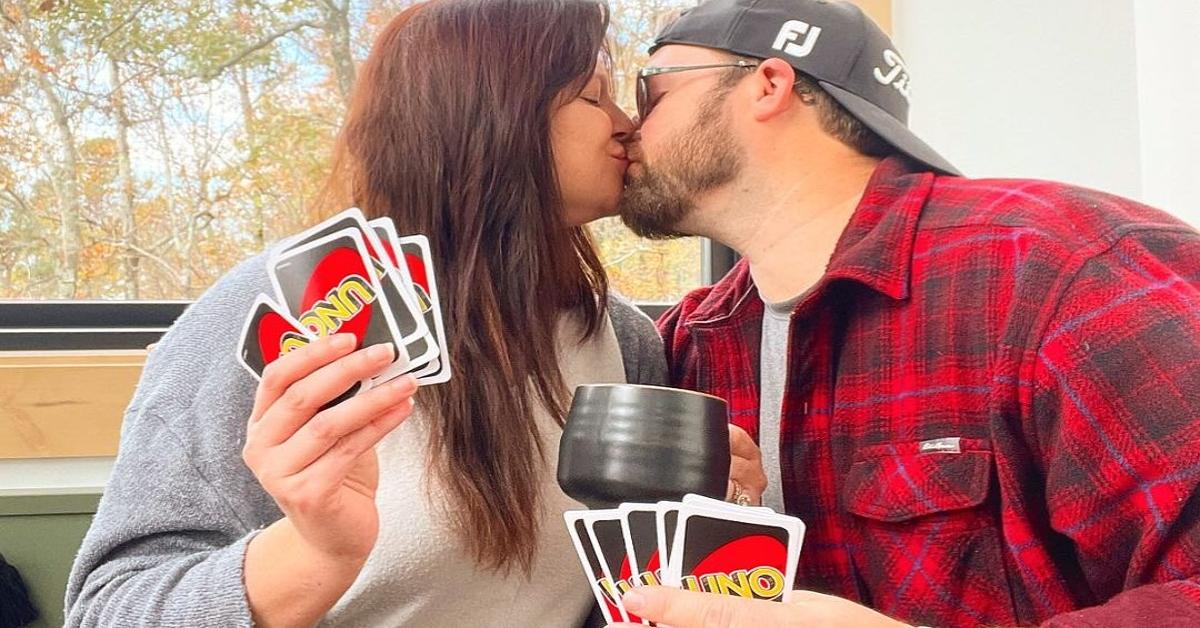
[
  {"left": 600, "top": 570, "right": 662, "bottom": 606},
  {"left": 593, "top": 576, "right": 627, "bottom": 617},
  {"left": 680, "top": 566, "right": 785, "bottom": 600},
  {"left": 256, "top": 311, "right": 312, "bottom": 367},
  {"left": 298, "top": 273, "right": 377, "bottom": 338},
  {"left": 279, "top": 331, "right": 309, "bottom": 355}
]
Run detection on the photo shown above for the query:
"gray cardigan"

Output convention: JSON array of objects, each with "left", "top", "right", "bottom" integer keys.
[{"left": 64, "top": 253, "right": 667, "bottom": 627}]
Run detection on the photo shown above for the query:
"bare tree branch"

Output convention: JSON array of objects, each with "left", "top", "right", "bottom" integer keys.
[
  {"left": 200, "top": 20, "right": 319, "bottom": 82},
  {"left": 95, "top": 1, "right": 150, "bottom": 49},
  {"left": 98, "top": 237, "right": 184, "bottom": 286},
  {"left": 1, "top": 185, "right": 34, "bottom": 216}
]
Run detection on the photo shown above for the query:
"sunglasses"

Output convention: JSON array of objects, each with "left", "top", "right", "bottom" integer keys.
[{"left": 635, "top": 61, "right": 759, "bottom": 120}]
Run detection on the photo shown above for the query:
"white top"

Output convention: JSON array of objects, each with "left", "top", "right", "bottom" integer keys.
[{"left": 322, "top": 313, "right": 627, "bottom": 627}]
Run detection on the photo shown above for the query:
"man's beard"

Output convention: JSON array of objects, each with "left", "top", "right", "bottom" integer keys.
[{"left": 619, "top": 88, "right": 745, "bottom": 240}]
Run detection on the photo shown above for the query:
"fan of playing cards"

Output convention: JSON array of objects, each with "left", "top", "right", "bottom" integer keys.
[
  {"left": 566, "top": 495, "right": 805, "bottom": 625},
  {"left": 237, "top": 207, "right": 452, "bottom": 390}
]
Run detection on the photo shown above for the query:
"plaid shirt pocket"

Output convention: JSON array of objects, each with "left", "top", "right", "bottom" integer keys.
[
  {"left": 843, "top": 438, "right": 993, "bottom": 528},
  {"left": 840, "top": 439, "right": 1019, "bottom": 625}
]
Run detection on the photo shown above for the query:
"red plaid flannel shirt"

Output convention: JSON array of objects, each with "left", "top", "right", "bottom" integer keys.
[{"left": 658, "top": 156, "right": 1200, "bottom": 627}]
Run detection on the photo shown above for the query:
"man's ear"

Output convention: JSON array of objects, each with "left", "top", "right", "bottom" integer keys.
[{"left": 748, "top": 57, "right": 799, "bottom": 122}]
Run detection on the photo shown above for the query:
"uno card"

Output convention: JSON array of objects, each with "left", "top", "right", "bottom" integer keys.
[
  {"left": 620, "top": 504, "right": 664, "bottom": 587},
  {"left": 586, "top": 512, "right": 640, "bottom": 622},
  {"left": 619, "top": 503, "right": 664, "bottom": 625},
  {"left": 237, "top": 294, "right": 366, "bottom": 406},
  {"left": 397, "top": 235, "right": 451, "bottom": 383},
  {"left": 236, "top": 294, "right": 313, "bottom": 379},
  {"left": 655, "top": 501, "right": 681, "bottom": 582},
  {"left": 362, "top": 219, "right": 441, "bottom": 371},
  {"left": 280, "top": 209, "right": 433, "bottom": 362},
  {"left": 268, "top": 227, "right": 412, "bottom": 385},
  {"left": 369, "top": 219, "right": 451, "bottom": 384},
  {"left": 666, "top": 502, "right": 804, "bottom": 602},
  {"left": 565, "top": 510, "right": 627, "bottom": 624},
  {"left": 683, "top": 493, "right": 775, "bottom": 514}
]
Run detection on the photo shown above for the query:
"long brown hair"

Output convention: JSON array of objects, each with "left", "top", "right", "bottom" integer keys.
[{"left": 319, "top": 0, "right": 611, "bottom": 573}]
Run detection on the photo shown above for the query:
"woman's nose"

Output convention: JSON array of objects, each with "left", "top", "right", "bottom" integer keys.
[{"left": 609, "top": 103, "right": 635, "bottom": 143}]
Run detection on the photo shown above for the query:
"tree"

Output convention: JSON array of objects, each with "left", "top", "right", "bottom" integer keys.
[
  {"left": 1, "top": 0, "right": 85, "bottom": 297},
  {"left": 0, "top": 0, "right": 706, "bottom": 303}
]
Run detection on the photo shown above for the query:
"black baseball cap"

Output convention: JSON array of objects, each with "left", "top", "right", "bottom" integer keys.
[{"left": 652, "top": 0, "right": 960, "bottom": 176}]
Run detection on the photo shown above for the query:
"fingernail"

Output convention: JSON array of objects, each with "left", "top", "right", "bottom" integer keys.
[
  {"left": 367, "top": 343, "right": 394, "bottom": 362},
  {"left": 621, "top": 588, "right": 645, "bottom": 612},
  {"left": 386, "top": 374, "right": 417, "bottom": 391},
  {"left": 332, "top": 333, "right": 356, "bottom": 350}
]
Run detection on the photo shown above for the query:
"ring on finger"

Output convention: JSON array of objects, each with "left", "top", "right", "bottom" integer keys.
[{"left": 732, "top": 480, "right": 752, "bottom": 507}]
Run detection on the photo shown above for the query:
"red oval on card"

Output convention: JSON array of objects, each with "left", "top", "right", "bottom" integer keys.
[
  {"left": 301, "top": 246, "right": 373, "bottom": 343},
  {"left": 691, "top": 534, "right": 787, "bottom": 581},
  {"left": 404, "top": 251, "right": 429, "bottom": 293},
  {"left": 257, "top": 311, "right": 299, "bottom": 364}
]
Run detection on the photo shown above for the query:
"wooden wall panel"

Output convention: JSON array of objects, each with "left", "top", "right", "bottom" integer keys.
[{"left": 0, "top": 351, "right": 145, "bottom": 459}]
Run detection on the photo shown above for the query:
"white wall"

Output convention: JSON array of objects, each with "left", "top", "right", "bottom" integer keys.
[
  {"left": 892, "top": 0, "right": 1200, "bottom": 225},
  {"left": 1134, "top": 1, "right": 1200, "bottom": 225}
]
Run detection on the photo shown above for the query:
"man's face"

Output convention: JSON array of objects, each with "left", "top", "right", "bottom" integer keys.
[{"left": 619, "top": 45, "right": 749, "bottom": 239}]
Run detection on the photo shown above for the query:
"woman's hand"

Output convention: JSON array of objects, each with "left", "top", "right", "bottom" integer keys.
[
  {"left": 242, "top": 333, "right": 419, "bottom": 626},
  {"left": 242, "top": 333, "right": 418, "bottom": 563},
  {"left": 726, "top": 424, "right": 768, "bottom": 506}
]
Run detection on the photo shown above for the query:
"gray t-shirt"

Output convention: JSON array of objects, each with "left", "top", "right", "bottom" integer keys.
[{"left": 758, "top": 291, "right": 804, "bottom": 513}]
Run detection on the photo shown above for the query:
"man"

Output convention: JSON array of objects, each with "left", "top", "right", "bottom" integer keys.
[{"left": 615, "top": 0, "right": 1200, "bottom": 626}]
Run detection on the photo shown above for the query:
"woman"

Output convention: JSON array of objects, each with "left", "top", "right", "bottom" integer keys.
[{"left": 64, "top": 1, "right": 664, "bottom": 626}]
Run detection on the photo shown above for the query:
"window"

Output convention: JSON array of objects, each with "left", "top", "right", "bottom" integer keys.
[{"left": 0, "top": 0, "right": 723, "bottom": 327}]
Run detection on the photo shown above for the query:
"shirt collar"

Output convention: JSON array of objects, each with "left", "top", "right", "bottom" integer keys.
[{"left": 823, "top": 155, "right": 936, "bottom": 301}]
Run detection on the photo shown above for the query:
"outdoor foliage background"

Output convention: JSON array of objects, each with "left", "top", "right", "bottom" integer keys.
[{"left": 0, "top": 0, "right": 703, "bottom": 303}]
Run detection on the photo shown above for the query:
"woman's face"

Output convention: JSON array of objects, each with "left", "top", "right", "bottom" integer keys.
[{"left": 550, "top": 64, "right": 635, "bottom": 227}]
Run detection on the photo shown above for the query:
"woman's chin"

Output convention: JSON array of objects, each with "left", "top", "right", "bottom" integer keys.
[
  {"left": 596, "top": 201, "right": 622, "bottom": 221},
  {"left": 565, "top": 200, "right": 621, "bottom": 227}
]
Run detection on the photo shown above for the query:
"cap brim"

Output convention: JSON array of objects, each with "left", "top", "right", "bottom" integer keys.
[{"left": 819, "top": 81, "right": 962, "bottom": 176}]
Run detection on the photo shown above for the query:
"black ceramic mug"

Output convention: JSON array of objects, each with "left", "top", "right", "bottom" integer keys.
[{"left": 557, "top": 383, "right": 731, "bottom": 508}]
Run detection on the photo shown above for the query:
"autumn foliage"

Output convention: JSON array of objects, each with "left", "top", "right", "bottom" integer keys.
[{"left": 0, "top": 0, "right": 702, "bottom": 303}]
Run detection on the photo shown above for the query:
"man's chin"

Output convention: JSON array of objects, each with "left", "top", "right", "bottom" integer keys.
[
  {"left": 618, "top": 164, "right": 694, "bottom": 240},
  {"left": 617, "top": 205, "right": 687, "bottom": 241}
]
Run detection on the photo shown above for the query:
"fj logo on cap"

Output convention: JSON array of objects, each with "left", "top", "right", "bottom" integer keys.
[
  {"left": 771, "top": 20, "right": 822, "bottom": 58},
  {"left": 873, "top": 49, "right": 912, "bottom": 101}
]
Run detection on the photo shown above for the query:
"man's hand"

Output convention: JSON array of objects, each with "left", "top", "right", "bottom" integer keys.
[
  {"left": 607, "top": 586, "right": 912, "bottom": 628},
  {"left": 726, "top": 424, "right": 768, "bottom": 505}
]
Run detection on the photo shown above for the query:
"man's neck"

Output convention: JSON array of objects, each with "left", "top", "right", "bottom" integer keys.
[{"left": 697, "top": 152, "right": 880, "bottom": 304}]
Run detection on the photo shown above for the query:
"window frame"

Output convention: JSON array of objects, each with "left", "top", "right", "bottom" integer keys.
[
  {"left": 0, "top": 241, "right": 739, "bottom": 351},
  {"left": 0, "top": 301, "right": 187, "bottom": 351}
]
